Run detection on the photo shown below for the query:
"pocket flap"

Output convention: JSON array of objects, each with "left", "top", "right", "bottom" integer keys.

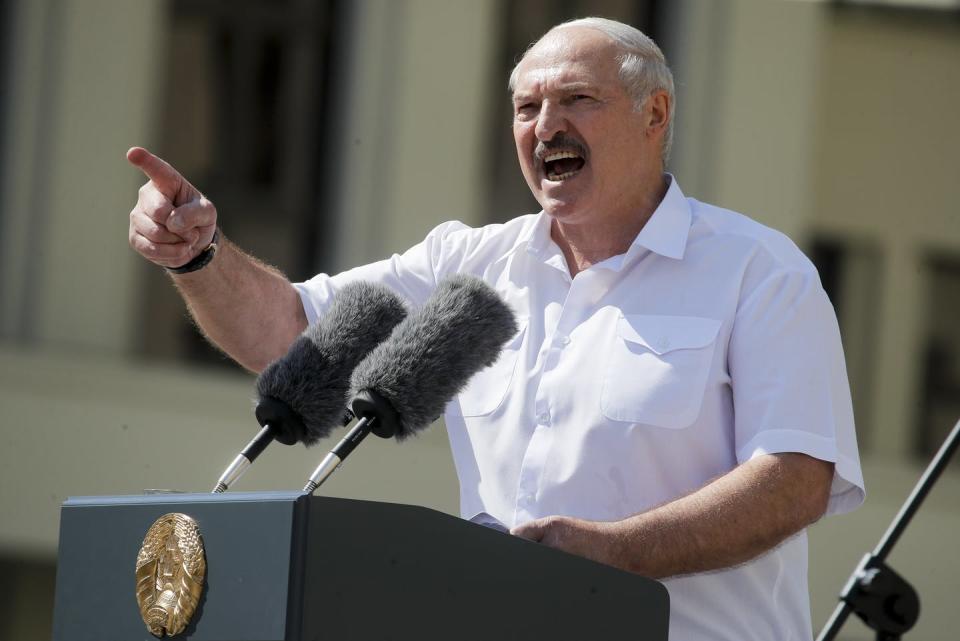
[{"left": 616, "top": 315, "right": 721, "bottom": 355}]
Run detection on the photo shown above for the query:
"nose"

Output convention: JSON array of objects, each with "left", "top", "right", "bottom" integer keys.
[{"left": 534, "top": 100, "right": 566, "bottom": 141}]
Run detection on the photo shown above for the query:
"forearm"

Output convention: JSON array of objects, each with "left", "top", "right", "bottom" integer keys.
[
  {"left": 171, "top": 235, "right": 307, "bottom": 372},
  {"left": 513, "top": 453, "right": 834, "bottom": 579},
  {"left": 612, "top": 453, "right": 833, "bottom": 578}
]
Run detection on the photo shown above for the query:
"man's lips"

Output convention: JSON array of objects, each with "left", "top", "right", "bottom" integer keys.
[
  {"left": 535, "top": 136, "right": 588, "bottom": 182},
  {"left": 542, "top": 151, "right": 586, "bottom": 181}
]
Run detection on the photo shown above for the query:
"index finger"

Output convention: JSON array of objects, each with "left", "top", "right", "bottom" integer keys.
[{"left": 127, "top": 147, "right": 183, "bottom": 200}]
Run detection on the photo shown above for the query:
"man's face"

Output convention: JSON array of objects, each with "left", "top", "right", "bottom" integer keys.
[{"left": 512, "top": 28, "right": 660, "bottom": 225}]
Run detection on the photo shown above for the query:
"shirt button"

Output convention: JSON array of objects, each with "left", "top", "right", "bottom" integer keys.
[
  {"left": 537, "top": 411, "right": 551, "bottom": 425},
  {"left": 558, "top": 335, "right": 571, "bottom": 346},
  {"left": 659, "top": 336, "right": 671, "bottom": 350}
]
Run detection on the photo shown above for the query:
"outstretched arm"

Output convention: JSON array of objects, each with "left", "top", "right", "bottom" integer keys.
[
  {"left": 511, "top": 452, "right": 834, "bottom": 579},
  {"left": 127, "top": 147, "right": 307, "bottom": 372}
]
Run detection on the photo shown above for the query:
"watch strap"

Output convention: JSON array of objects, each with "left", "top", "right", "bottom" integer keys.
[{"left": 167, "top": 228, "right": 220, "bottom": 275}]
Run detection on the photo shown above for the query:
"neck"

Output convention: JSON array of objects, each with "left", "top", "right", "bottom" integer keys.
[{"left": 550, "top": 174, "right": 669, "bottom": 277}]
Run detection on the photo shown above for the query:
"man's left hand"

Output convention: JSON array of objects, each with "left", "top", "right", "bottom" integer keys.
[
  {"left": 507, "top": 453, "right": 833, "bottom": 579},
  {"left": 511, "top": 516, "right": 623, "bottom": 568}
]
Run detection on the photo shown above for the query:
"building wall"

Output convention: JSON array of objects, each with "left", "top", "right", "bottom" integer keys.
[
  {"left": 810, "top": 6, "right": 960, "bottom": 460},
  {"left": 0, "top": 0, "right": 165, "bottom": 355},
  {"left": 665, "top": 3, "right": 960, "bottom": 639},
  {"left": 807, "top": 10, "right": 960, "bottom": 637}
]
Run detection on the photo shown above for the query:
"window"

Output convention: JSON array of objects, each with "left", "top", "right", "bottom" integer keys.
[
  {"left": 918, "top": 253, "right": 960, "bottom": 460},
  {"left": 137, "top": 0, "right": 343, "bottom": 367},
  {"left": 0, "top": 0, "right": 10, "bottom": 189},
  {"left": 484, "top": 0, "right": 663, "bottom": 222},
  {"left": 810, "top": 236, "right": 883, "bottom": 450}
]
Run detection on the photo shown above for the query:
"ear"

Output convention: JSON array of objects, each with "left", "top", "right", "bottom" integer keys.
[{"left": 644, "top": 90, "right": 671, "bottom": 138}]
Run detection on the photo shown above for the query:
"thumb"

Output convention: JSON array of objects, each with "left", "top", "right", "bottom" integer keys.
[
  {"left": 510, "top": 519, "right": 546, "bottom": 541},
  {"left": 127, "top": 146, "right": 194, "bottom": 204}
]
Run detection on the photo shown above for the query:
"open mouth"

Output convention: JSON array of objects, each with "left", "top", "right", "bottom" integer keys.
[{"left": 542, "top": 150, "right": 586, "bottom": 182}]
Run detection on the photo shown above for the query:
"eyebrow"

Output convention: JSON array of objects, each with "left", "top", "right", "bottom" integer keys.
[
  {"left": 555, "top": 82, "right": 595, "bottom": 93},
  {"left": 512, "top": 81, "right": 599, "bottom": 103}
]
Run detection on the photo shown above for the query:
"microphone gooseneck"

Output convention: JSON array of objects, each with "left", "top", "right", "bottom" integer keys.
[
  {"left": 210, "top": 282, "right": 408, "bottom": 493},
  {"left": 303, "top": 415, "right": 377, "bottom": 493},
  {"left": 302, "top": 389, "right": 401, "bottom": 492},
  {"left": 213, "top": 425, "right": 273, "bottom": 493},
  {"left": 304, "top": 274, "right": 517, "bottom": 493}
]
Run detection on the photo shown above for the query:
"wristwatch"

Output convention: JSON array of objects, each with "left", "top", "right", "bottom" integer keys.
[{"left": 166, "top": 228, "right": 220, "bottom": 275}]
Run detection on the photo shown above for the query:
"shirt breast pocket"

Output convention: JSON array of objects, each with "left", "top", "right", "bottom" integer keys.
[
  {"left": 600, "top": 315, "right": 721, "bottom": 429},
  {"left": 456, "top": 321, "right": 527, "bottom": 417}
]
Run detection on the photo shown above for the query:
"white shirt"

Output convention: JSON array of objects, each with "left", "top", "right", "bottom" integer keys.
[{"left": 295, "top": 177, "right": 865, "bottom": 641}]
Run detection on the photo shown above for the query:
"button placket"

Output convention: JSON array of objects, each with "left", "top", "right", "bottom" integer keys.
[
  {"left": 514, "top": 422, "right": 551, "bottom": 522},
  {"left": 515, "top": 370, "right": 555, "bottom": 521},
  {"left": 514, "top": 267, "right": 615, "bottom": 524}
]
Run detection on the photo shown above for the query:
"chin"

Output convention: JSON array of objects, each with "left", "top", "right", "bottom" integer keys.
[
  {"left": 536, "top": 175, "right": 591, "bottom": 215},
  {"left": 541, "top": 199, "right": 588, "bottom": 224}
]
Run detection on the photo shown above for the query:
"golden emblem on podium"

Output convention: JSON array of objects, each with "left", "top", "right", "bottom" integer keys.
[{"left": 135, "top": 513, "right": 207, "bottom": 637}]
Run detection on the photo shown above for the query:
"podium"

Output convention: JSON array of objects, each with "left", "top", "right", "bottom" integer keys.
[{"left": 52, "top": 492, "right": 669, "bottom": 640}]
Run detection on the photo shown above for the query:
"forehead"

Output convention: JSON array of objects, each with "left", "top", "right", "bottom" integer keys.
[{"left": 513, "top": 27, "right": 622, "bottom": 95}]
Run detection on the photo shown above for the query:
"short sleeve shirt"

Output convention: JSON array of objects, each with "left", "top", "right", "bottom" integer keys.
[{"left": 295, "top": 177, "right": 865, "bottom": 641}]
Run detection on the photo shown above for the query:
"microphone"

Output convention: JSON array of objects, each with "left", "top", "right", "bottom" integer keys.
[
  {"left": 303, "top": 274, "right": 518, "bottom": 492},
  {"left": 212, "top": 281, "right": 408, "bottom": 493}
]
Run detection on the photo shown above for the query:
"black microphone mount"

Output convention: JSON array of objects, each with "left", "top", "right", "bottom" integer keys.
[
  {"left": 303, "top": 390, "right": 400, "bottom": 493},
  {"left": 817, "top": 416, "right": 960, "bottom": 641},
  {"left": 212, "top": 398, "right": 353, "bottom": 493}
]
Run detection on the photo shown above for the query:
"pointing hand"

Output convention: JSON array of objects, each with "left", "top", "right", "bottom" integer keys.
[{"left": 127, "top": 147, "right": 218, "bottom": 269}]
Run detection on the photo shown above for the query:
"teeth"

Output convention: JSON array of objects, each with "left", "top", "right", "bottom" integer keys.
[
  {"left": 546, "top": 170, "right": 579, "bottom": 181},
  {"left": 543, "top": 150, "right": 581, "bottom": 163}
]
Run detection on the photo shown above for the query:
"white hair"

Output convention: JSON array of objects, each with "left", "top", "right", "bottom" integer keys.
[{"left": 509, "top": 17, "right": 676, "bottom": 165}]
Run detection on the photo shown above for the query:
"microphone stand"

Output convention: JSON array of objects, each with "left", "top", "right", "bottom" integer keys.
[
  {"left": 212, "top": 424, "right": 276, "bottom": 493},
  {"left": 212, "top": 406, "right": 355, "bottom": 494},
  {"left": 303, "top": 415, "right": 378, "bottom": 493},
  {"left": 302, "top": 389, "right": 400, "bottom": 493},
  {"left": 817, "top": 417, "right": 960, "bottom": 641}
]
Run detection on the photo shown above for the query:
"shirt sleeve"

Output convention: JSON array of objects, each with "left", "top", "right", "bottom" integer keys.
[
  {"left": 293, "top": 220, "right": 470, "bottom": 325},
  {"left": 728, "top": 262, "right": 865, "bottom": 516}
]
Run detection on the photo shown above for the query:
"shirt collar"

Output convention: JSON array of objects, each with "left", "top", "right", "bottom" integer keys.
[
  {"left": 521, "top": 211, "right": 554, "bottom": 258},
  {"left": 622, "top": 174, "right": 691, "bottom": 262},
  {"left": 520, "top": 174, "right": 692, "bottom": 269}
]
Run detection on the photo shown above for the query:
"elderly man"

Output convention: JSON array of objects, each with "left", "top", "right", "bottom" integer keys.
[{"left": 128, "top": 17, "right": 863, "bottom": 641}]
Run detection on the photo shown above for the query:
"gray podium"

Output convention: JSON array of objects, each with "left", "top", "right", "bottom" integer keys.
[{"left": 52, "top": 492, "right": 669, "bottom": 640}]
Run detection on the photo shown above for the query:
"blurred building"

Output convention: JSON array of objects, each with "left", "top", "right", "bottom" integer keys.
[{"left": 1, "top": 0, "right": 958, "bottom": 639}]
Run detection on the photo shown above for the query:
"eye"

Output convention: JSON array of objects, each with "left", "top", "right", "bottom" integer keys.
[
  {"left": 514, "top": 102, "right": 538, "bottom": 120},
  {"left": 572, "top": 94, "right": 593, "bottom": 102}
]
